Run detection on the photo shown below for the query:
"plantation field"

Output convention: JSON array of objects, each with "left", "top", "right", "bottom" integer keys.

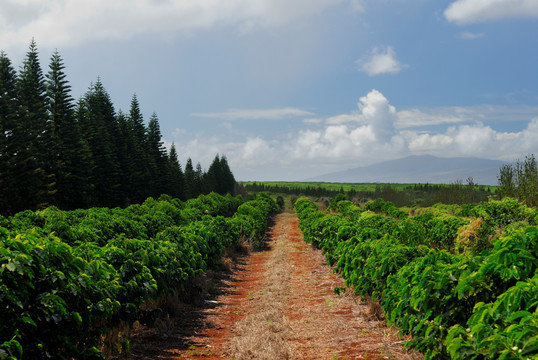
[
  {"left": 0, "top": 193, "right": 277, "bottom": 359},
  {"left": 240, "top": 181, "right": 498, "bottom": 193},
  {"left": 2, "top": 191, "right": 537, "bottom": 359},
  {"left": 241, "top": 181, "right": 410, "bottom": 191},
  {"left": 295, "top": 197, "right": 538, "bottom": 359}
]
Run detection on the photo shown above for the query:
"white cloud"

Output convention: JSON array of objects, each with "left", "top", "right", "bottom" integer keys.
[
  {"left": 397, "top": 105, "right": 538, "bottom": 128},
  {"left": 445, "top": 0, "right": 538, "bottom": 25},
  {"left": 357, "top": 89, "right": 397, "bottom": 141},
  {"left": 172, "top": 90, "right": 538, "bottom": 181},
  {"left": 405, "top": 118, "right": 538, "bottom": 159},
  {"left": 326, "top": 113, "right": 361, "bottom": 125},
  {"left": 303, "top": 118, "right": 323, "bottom": 124},
  {"left": 0, "top": 0, "right": 354, "bottom": 50},
  {"left": 397, "top": 109, "right": 467, "bottom": 128},
  {"left": 357, "top": 46, "right": 408, "bottom": 76},
  {"left": 191, "top": 107, "right": 315, "bottom": 120},
  {"left": 242, "top": 137, "right": 273, "bottom": 164},
  {"left": 290, "top": 89, "right": 401, "bottom": 162},
  {"left": 408, "top": 133, "right": 454, "bottom": 152}
]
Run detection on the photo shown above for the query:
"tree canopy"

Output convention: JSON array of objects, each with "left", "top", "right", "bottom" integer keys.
[{"left": 0, "top": 41, "right": 237, "bottom": 214}]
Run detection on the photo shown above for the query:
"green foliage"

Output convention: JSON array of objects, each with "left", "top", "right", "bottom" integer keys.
[
  {"left": 365, "top": 199, "right": 408, "bottom": 219},
  {"left": 383, "top": 249, "right": 470, "bottom": 358},
  {"left": 0, "top": 193, "right": 277, "bottom": 359},
  {"left": 497, "top": 154, "right": 538, "bottom": 207},
  {"left": 446, "top": 274, "right": 538, "bottom": 359},
  {"left": 337, "top": 236, "right": 427, "bottom": 300},
  {"left": 294, "top": 196, "right": 538, "bottom": 359}
]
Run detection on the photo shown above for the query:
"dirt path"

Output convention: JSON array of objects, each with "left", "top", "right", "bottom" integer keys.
[{"left": 124, "top": 211, "right": 422, "bottom": 360}]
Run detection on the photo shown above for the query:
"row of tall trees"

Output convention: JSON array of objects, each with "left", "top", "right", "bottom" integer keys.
[
  {"left": 0, "top": 40, "right": 235, "bottom": 215},
  {"left": 497, "top": 154, "right": 537, "bottom": 207}
]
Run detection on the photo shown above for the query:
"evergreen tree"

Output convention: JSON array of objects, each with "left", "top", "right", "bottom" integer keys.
[
  {"left": 184, "top": 158, "right": 195, "bottom": 199},
  {"left": 46, "top": 50, "right": 93, "bottom": 209},
  {"left": 219, "top": 155, "right": 236, "bottom": 195},
  {"left": 126, "top": 94, "right": 151, "bottom": 203},
  {"left": 147, "top": 112, "right": 168, "bottom": 197},
  {"left": 0, "top": 51, "right": 19, "bottom": 214},
  {"left": 0, "top": 43, "right": 240, "bottom": 212},
  {"left": 206, "top": 154, "right": 236, "bottom": 195},
  {"left": 14, "top": 39, "right": 55, "bottom": 211},
  {"left": 77, "top": 78, "right": 121, "bottom": 207},
  {"left": 115, "top": 110, "right": 133, "bottom": 203},
  {"left": 205, "top": 154, "right": 221, "bottom": 194},
  {"left": 167, "top": 143, "right": 185, "bottom": 199},
  {"left": 194, "top": 162, "right": 205, "bottom": 195}
]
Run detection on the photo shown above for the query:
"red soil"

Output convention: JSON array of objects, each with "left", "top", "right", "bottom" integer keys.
[{"left": 122, "top": 211, "right": 422, "bottom": 360}]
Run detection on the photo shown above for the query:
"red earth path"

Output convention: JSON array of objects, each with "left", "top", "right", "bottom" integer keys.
[{"left": 123, "top": 211, "right": 422, "bottom": 360}]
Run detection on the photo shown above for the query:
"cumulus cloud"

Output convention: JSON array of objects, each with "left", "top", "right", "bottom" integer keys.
[
  {"left": 242, "top": 137, "right": 273, "bottom": 164},
  {"left": 0, "top": 0, "right": 353, "bottom": 50},
  {"left": 172, "top": 90, "right": 538, "bottom": 180},
  {"left": 357, "top": 89, "right": 397, "bottom": 141},
  {"left": 357, "top": 46, "right": 408, "bottom": 76},
  {"left": 445, "top": 0, "right": 538, "bottom": 25},
  {"left": 283, "top": 91, "right": 538, "bottom": 176},
  {"left": 290, "top": 89, "right": 402, "bottom": 162},
  {"left": 406, "top": 118, "right": 538, "bottom": 159}
]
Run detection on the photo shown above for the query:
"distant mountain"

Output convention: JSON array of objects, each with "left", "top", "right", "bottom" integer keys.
[{"left": 307, "top": 155, "right": 508, "bottom": 185}]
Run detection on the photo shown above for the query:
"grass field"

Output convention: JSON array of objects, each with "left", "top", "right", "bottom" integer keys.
[{"left": 239, "top": 181, "right": 497, "bottom": 192}]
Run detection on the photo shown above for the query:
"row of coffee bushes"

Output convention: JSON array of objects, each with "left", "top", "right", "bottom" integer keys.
[
  {"left": 295, "top": 197, "right": 538, "bottom": 359},
  {"left": 0, "top": 193, "right": 277, "bottom": 359}
]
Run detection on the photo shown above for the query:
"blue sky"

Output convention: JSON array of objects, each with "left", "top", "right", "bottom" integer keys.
[{"left": 1, "top": 0, "right": 537, "bottom": 181}]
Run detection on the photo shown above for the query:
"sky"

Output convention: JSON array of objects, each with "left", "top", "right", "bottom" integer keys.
[{"left": 1, "top": 0, "right": 537, "bottom": 181}]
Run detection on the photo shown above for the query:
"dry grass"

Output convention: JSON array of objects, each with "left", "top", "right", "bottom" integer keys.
[
  {"left": 367, "top": 297, "right": 385, "bottom": 321},
  {"left": 228, "top": 222, "right": 296, "bottom": 359},
  {"left": 121, "top": 212, "right": 423, "bottom": 360},
  {"left": 229, "top": 307, "right": 294, "bottom": 359},
  {"left": 228, "top": 213, "right": 423, "bottom": 360}
]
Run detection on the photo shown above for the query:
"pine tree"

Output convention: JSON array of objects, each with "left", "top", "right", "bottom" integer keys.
[
  {"left": 205, "top": 154, "right": 221, "bottom": 194},
  {"left": 126, "top": 94, "right": 151, "bottom": 203},
  {"left": 46, "top": 50, "right": 93, "bottom": 209},
  {"left": 194, "top": 162, "right": 205, "bottom": 195},
  {"left": 115, "top": 110, "right": 133, "bottom": 203},
  {"left": 147, "top": 112, "right": 168, "bottom": 197},
  {"left": 0, "top": 51, "right": 19, "bottom": 214},
  {"left": 15, "top": 39, "right": 55, "bottom": 211},
  {"left": 219, "top": 155, "right": 236, "bottom": 195},
  {"left": 205, "top": 154, "right": 236, "bottom": 195},
  {"left": 77, "top": 78, "right": 121, "bottom": 207},
  {"left": 167, "top": 143, "right": 185, "bottom": 199},
  {"left": 184, "top": 158, "right": 195, "bottom": 199}
]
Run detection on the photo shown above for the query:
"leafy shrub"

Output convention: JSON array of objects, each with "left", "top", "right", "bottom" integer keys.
[
  {"left": 294, "top": 196, "right": 538, "bottom": 360},
  {"left": 0, "top": 193, "right": 278, "bottom": 359},
  {"left": 365, "top": 199, "right": 408, "bottom": 219},
  {"left": 447, "top": 273, "right": 538, "bottom": 359}
]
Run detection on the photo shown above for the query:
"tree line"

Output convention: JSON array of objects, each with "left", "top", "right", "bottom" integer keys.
[
  {"left": 244, "top": 180, "right": 492, "bottom": 207},
  {"left": 0, "top": 40, "right": 236, "bottom": 215},
  {"left": 497, "top": 154, "right": 537, "bottom": 207}
]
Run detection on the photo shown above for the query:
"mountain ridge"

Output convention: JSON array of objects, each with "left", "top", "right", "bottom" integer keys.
[{"left": 307, "top": 155, "right": 508, "bottom": 185}]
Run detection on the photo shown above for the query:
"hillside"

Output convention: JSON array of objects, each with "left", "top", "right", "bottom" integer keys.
[{"left": 307, "top": 155, "right": 507, "bottom": 185}]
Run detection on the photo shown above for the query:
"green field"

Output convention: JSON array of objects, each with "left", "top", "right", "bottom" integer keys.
[{"left": 239, "top": 181, "right": 497, "bottom": 192}]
